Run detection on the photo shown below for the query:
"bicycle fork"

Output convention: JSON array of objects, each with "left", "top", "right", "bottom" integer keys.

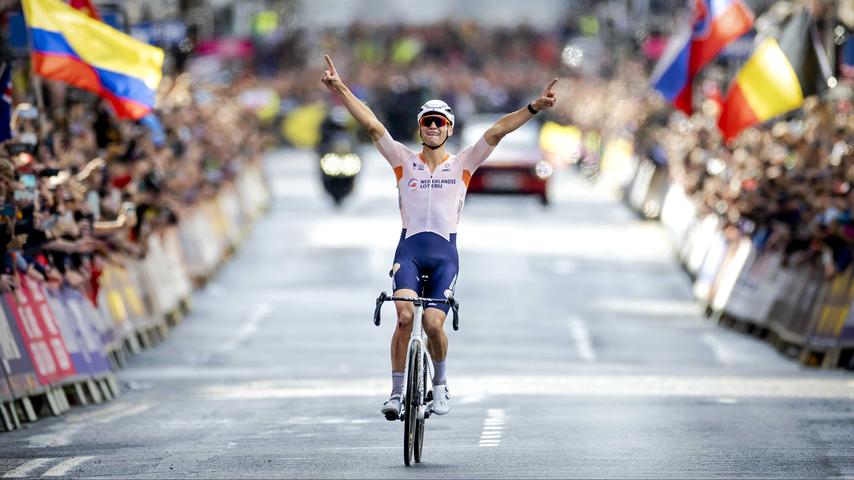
[{"left": 403, "top": 302, "right": 433, "bottom": 421}]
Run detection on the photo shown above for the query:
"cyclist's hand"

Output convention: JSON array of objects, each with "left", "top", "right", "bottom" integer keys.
[
  {"left": 321, "top": 55, "right": 344, "bottom": 93},
  {"left": 531, "top": 77, "right": 558, "bottom": 112}
]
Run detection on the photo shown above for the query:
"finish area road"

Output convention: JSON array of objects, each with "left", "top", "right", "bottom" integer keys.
[{"left": 1, "top": 147, "right": 852, "bottom": 479}]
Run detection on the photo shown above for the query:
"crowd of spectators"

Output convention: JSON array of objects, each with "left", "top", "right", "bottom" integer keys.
[
  {"left": 628, "top": 75, "right": 854, "bottom": 278},
  {"left": 266, "top": 21, "right": 568, "bottom": 141},
  {"left": 0, "top": 72, "right": 271, "bottom": 303}
]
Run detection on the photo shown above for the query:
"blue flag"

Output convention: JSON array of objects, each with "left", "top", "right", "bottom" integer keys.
[
  {"left": 138, "top": 113, "right": 165, "bottom": 147},
  {"left": 0, "top": 63, "right": 11, "bottom": 142}
]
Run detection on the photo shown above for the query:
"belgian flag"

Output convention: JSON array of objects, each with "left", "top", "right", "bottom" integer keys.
[{"left": 718, "top": 9, "right": 819, "bottom": 140}]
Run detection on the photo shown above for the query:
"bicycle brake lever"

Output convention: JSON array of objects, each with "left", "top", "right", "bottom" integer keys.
[
  {"left": 451, "top": 300, "right": 459, "bottom": 331},
  {"left": 373, "top": 291, "right": 387, "bottom": 326}
]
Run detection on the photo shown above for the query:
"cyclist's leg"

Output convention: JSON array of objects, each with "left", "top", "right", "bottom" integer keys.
[
  {"left": 391, "top": 259, "right": 421, "bottom": 375},
  {"left": 423, "top": 262, "right": 457, "bottom": 383}
]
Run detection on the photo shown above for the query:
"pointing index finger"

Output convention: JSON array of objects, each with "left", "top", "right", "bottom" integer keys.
[
  {"left": 324, "top": 55, "right": 337, "bottom": 74},
  {"left": 543, "top": 77, "right": 558, "bottom": 94}
]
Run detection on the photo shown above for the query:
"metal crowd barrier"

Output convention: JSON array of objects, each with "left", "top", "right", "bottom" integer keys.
[
  {"left": 604, "top": 138, "right": 854, "bottom": 369},
  {"left": 0, "top": 161, "right": 271, "bottom": 431}
]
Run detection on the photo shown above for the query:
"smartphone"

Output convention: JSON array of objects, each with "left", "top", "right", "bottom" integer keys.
[
  {"left": 121, "top": 201, "right": 136, "bottom": 217},
  {"left": 20, "top": 174, "right": 37, "bottom": 189},
  {"left": 13, "top": 190, "right": 37, "bottom": 202},
  {"left": 18, "top": 107, "right": 39, "bottom": 120},
  {"left": 7, "top": 143, "right": 35, "bottom": 155}
]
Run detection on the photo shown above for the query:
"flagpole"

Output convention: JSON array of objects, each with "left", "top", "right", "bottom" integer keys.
[{"left": 810, "top": 24, "right": 836, "bottom": 89}]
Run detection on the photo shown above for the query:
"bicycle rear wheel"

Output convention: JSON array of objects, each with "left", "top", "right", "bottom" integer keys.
[
  {"left": 403, "top": 343, "right": 420, "bottom": 466},
  {"left": 414, "top": 350, "right": 427, "bottom": 463}
]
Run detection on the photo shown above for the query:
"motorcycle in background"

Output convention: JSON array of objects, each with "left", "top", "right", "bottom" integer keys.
[{"left": 317, "top": 106, "right": 361, "bottom": 206}]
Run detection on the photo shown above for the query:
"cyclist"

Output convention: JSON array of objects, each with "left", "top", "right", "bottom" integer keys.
[{"left": 320, "top": 55, "right": 557, "bottom": 419}]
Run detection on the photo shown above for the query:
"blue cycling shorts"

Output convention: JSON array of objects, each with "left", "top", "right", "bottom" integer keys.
[{"left": 391, "top": 230, "right": 458, "bottom": 314}]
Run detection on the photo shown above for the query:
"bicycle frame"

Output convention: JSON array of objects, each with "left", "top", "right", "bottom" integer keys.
[
  {"left": 373, "top": 290, "right": 459, "bottom": 465},
  {"left": 373, "top": 291, "right": 460, "bottom": 417},
  {"left": 404, "top": 299, "right": 430, "bottom": 419}
]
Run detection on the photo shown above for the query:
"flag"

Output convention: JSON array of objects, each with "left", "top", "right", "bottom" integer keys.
[
  {"left": 717, "top": 10, "right": 819, "bottom": 140},
  {"left": 138, "top": 113, "right": 165, "bottom": 147},
  {"left": 22, "top": 0, "right": 164, "bottom": 120},
  {"left": 68, "top": 0, "right": 100, "bottom": 20},
  {"left": 0, "top": 63, "right": 11, "bottom": 142},
  {"left": 651, "top": 0, "right": 754, "bottom": 114}
]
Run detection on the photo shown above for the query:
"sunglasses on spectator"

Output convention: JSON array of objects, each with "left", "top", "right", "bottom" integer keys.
[{"left": 419, "top": 116, "right": 449, "bottom": 128}]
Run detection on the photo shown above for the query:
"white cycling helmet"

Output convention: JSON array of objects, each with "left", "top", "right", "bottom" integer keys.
[{"left": 417, "top": 99, "right": 455, "bottom": 127}]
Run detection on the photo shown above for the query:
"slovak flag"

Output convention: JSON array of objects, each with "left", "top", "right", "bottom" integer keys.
[
  {"left": 0, "top": 63, "right": 12, "bottom": 143},
  {"left": 651, "top": 0, "right": 754, "bottom": 114}
]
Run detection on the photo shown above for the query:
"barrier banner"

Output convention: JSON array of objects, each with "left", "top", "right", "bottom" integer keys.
[
  {"left": 660, "top": 184, "right": 697, "bottom": 254},
  {"left": 745, "top": 252, "right": 783, "bottom": 324},
  {"left": 627, "top": 160, "right": 655, "bottom": 212},
  {"left": 162, "top": 228, "right": 192, "bottom": 301},
  {"left": 811, "top": 269, "right": 854, "bottom": 345},
  {"left": 837, "top": 297, "right": 854, "bottom": 344},
  {"left": 97, "top": 272, "right": 134, "bottom": 346},
  {"left": 102, "top": 264, "right": 150, "bottom": 331},
  {"left": 794, "top": 266, "right": 827, "bottom": 338},
  {"left": 771, "top": 266, "right": 824, "bottom": 340},
  {"left": 46, "top": 288, "right": 91, "bottom": 377},
  {"left": 766, "top": 268, "right": 799, "bottom": 335},
  {"left": 693, "top": 232, "right": 728, "bottom": 302},
  {"left": 74, "top": 287, "right": 119, "bottom": 354},
  {"left": 0, "top": 367, "right": 12, "bottom": 401},
  {"left": 711, "top": 237, "right": 754, "bottom": 312},
  {"left": 0, "top": 297, "right": 40, "bottom": 396},
  {"left": 8, "top": 278, "right": 76, "bottom": 385},
  {"left": 58, "top": 288, "right": 111, "bottom": 376},
  {"left": 686, "top": 214, "right": 721, "bottom": 274},
  {"left": 720, "top": 243, "right": 757, "bottom": 320},
  {"left": 218, "top": 186, "right": 243, "bottom": 246}
]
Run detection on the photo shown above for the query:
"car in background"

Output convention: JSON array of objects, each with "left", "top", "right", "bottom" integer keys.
[{"left": 459, "top": 115, "right": 554, "bottom": 205}]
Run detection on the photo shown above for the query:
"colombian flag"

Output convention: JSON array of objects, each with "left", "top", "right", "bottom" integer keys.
[
  {"left": 718, "top": 10, "right": 819, "bottom": 140},
  {"left": 23, "top": 0, "right": 164, "bottom": 119},
  {"left": 651, "top": 0, "right": 753, "bottom": 114}
]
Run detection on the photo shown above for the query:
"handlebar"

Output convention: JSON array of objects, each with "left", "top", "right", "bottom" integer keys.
[{"left": 373, "top": 291, "right": 460, "bottom": 331}]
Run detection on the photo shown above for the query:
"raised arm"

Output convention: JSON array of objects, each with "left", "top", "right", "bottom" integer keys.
[
  {"left": 321, "top": 55, "right": 385, "bottom": 141},
  {"left": 483, "top": 78, "right": 558, "bottom": 147}
]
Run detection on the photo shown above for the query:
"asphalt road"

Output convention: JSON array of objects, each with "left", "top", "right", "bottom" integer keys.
[{"left": 1, "top": 146, "right": 853, "bottom": 479}]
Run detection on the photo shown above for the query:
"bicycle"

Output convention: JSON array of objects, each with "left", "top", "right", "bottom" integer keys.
[{"left": 373, "top": 274, "right": 460, "bottom": 466}]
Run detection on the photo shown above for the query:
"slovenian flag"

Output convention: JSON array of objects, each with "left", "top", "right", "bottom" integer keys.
[
  {"left": 22, "top": 0, "right": 164, "bottom": 120},
  {"left": 718, "top": 9, "right": 819, "bottom": 140},
  {"left": 651, "top": 0, "right": 754, "bottom": 114}
]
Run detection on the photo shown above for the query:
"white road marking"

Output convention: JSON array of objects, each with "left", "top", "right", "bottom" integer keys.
[
  {"left": 42, "top": 457, "right": 94, "bottom": 477},
  {"left": 28, "top": 402, "right": 152, "bottom": 448},
  {"left": 200, "top": 375, "right": 854, "bottom": 400},
  {"left": 568, "top": 317, "right": 596, "bottom": 362},
  {"left": 221, "top": 302, "right": 274, "bottom": 352},
  {"left": 701, "top": 332, "right": 745, "bottom": 366},
  {"left": 593, "top": 298, "right": 701, "bottom": 316},
  {"left": 459, "top": 394, "right": 486, "bottom": 404},
  {"left": 552, "top": 260, "right": 575, "bottom": 274},
  {"left": 2, "top": 458, "right": 52, "bottom": 478},
  {"left": 479, "top": 409, "right": 506, "bottom": 448}
]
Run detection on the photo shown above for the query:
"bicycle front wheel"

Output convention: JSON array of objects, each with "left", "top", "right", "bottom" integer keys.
[
  {"left": 403, "top": 343, "right": 420, "bottom": 466},
  {"left": 414, "top": 350, "right": 427, "bottom": 463}
]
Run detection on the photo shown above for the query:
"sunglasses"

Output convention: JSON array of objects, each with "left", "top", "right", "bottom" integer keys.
[{"left": 419, "top": 115, "right": 449, "bottom": 128}]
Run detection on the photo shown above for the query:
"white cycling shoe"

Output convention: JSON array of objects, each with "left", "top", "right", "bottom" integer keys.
[
  {"left": 381, "top": 394, "right": 402, "bottom": 421},
  {"left": 431, "top": 384, "right": 450, "bottom": 415}
]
